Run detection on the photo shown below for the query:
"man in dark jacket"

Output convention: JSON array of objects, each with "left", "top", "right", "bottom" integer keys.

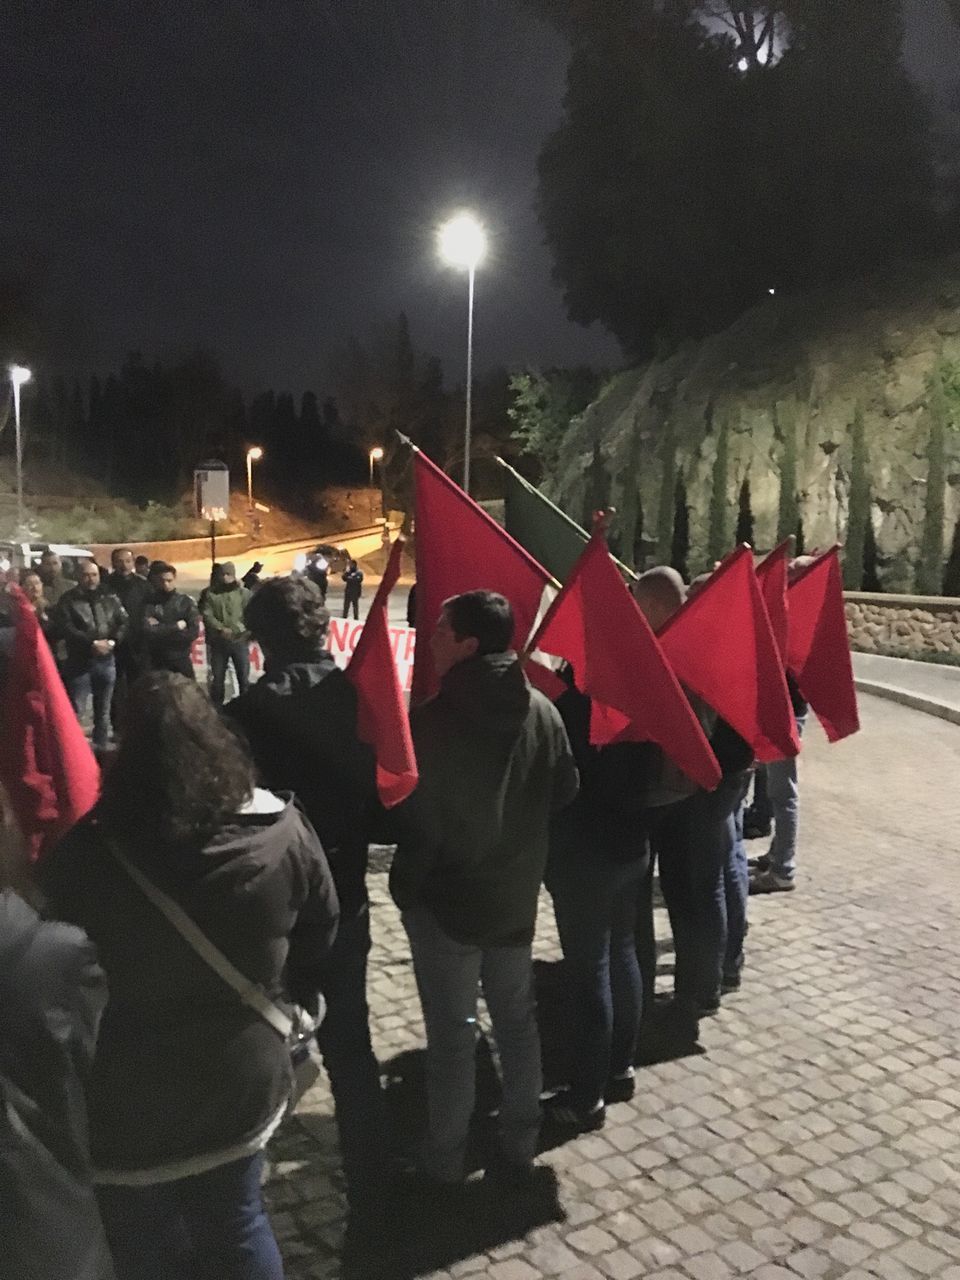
[
  {"left": 391, "top": 590, "right": 578, "bottom": 1184},
  {"left": 141, "top": 562, "right": 200, "bottom": 678},
  {"left": 201, "top": 561, "right": 252, "bottom": 705},
  {"left": 341, "top": 559, "right": 363, "bottom": 620},
  {"left": 38, "top": 548, "right": 73, "bottom": 608},
  {"left": 56, "top": 561, "right": 129, "bottom": 750},
  {"left": 226, "top": 575, "right": 385, "bottom": 1227},
  {"left": 107, "top": 547, "right": 151, "bottom": 727},
  {"left": 0, "top": 861, "right": 113, "bottom": 1279}
]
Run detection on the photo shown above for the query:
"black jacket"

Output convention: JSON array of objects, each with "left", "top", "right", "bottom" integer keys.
[
  {"left": 0, "top": 889, "right": 113, "bottom": 1280},
  {"left": 226, "top": 653, "right": 378, "bottom": 919},
  {"left": 39, "top": 794, "right": 338, "bottom": 1175},
  {"left": 342, "top": 567, "right": 363, "bottom": 598},
  {"left": 391, "top": 652, "right": 579, "bottom": 947},
  {"left": 55, "top": 585, "right": 128, "bottom": 667},
  {"left": 141, "top": 588, "right": 200, "bottom": 666},
  {"left": 106, "top": 571, "right": 151, "bottom": 633}
]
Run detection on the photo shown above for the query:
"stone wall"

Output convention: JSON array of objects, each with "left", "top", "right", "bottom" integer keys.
[{"left": 845, "top": 591, "right": 960, "bottom": 660}]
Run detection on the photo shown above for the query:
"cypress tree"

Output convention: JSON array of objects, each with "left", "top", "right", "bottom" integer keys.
[
  {"left": 707, "top": 413, "right": 731, "bottom": 560},
  {"left": 944, "top": 516, "right": 960, "bottom": 597},
  {"left": 863, "top": 508, "right": 882, "bottom": 592},
  {"left": 843, "top": 404, "right": 869, "bottom": 590},
  {"left": 735, "top": 477, "right": 754, "bottom": 547},
  {"left": 656, "top": 424, "right": 677, "bottom": 563},
  {"left": 671, "top": 476, "right": 690, "bottom": 581},
  {"left": 917, "top": 367, "right": 948, "bottom": 594},
  {"left": 775, "top": 400, "right": 800, "bottom": 544}
]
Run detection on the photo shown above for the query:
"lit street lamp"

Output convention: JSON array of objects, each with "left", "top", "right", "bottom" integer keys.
[
  {"left": 439, "top": 212, "right": 486, "bottom": 495},
  {"left": 368, "top": 445, "right": 384, "bottom": 488},
  {"left": 246, "top": 445, "right": 263, "bottom": 510},
  {"left": 9, "top": 365, "right": 31, "bottom": 535}
]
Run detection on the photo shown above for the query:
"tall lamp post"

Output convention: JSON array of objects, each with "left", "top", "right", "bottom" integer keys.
[
  {"left": 369, "top": 446, "right": 384, "bottom": 522},
  {"left": 9, "top": 365, "right": 31, "bottom": 536},
  {"left": 439, "top": 213, "right": 486, "bottom": 495},
  {"left": 246, "top": 445, "right": 263, "bottom": 510}
]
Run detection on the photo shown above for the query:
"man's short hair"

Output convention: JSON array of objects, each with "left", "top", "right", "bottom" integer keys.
[
  {"left": 150, "top": 561, "right": 175, "bottom": 578},
  {"left": 443, "top": 590, "right": 514, "bottom": 656},
  {"left": 245, "top": 575, "right": 330, "bottom": 658}
]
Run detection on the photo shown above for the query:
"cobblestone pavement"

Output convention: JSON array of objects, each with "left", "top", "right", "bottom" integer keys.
[{"left": 265, "top": 694, "right": 960, "bottom": 1279}]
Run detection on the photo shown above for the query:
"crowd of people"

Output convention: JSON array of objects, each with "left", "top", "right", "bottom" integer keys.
[{"left": 0, "top": 561, "right": 806, "bottom": 1280}]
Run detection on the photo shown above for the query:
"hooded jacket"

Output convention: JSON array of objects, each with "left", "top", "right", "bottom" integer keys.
[
  {"left": 390, "top": 652, "right": 579, "bottom": 947},
  {"left": 201, "top": 580, "right": 251, "bottom": 643},
  {"left": 226, "top": 652, "right": 378, "bottom": 919},
  {"left": 0, "top": 889, "right": 114, "bottom": 1280},
  {"left": 38, "top": 793, "right": 338, "bottom": 1179},
  {"left": 56, "top": 585, "right": 128, "bottom": 666}
]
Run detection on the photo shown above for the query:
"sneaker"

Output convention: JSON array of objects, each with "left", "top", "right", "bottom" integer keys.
[
  {"left": 542, "top": 1090, "right": 606, "bottom": 1133},
  {"left": 747, "top": 854, "right": 770, "bottom": 872},
  {"left": 604, "top": 1070, "right": 636, "bottom": 1104},
  {"left": 721, "top": 972, "right": 742, "bottom": 994},
  {"left": 749, "top": 869, "right": 795, "bottom": 894}
]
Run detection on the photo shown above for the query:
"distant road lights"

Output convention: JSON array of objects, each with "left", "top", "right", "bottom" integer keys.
[
  {"left": 246, "top": 445, "right": 264, "bottom": 509},
  {"left": 9, "top": 365, "right": 31, "bottom": 534},
  {"left": 438, "top": 212, "right": 487, "bottom": 495}
]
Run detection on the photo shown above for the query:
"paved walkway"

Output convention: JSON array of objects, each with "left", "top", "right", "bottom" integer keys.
[
  {"left": 852, "top": 653, "right": 960, "bottom": 723},
  {"left": 265, "top": 693, "right": 960, "bottom": 1280}
]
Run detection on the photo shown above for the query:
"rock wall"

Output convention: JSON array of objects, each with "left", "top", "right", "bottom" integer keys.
[
  {"left": 845, "top": 592, "right": 960, "bottom": 660},
  {"left": 548, "top": 254, "right": 960, "bottom": 591}
]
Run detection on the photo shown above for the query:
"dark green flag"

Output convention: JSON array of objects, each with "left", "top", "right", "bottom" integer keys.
[{"left": 498, "top": 457, "right": 636, "bottom": 584}]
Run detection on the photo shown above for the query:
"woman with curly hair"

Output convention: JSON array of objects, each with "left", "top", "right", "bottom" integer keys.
[{"left": 40, "top": 670, "right": 339, "bottom": 1280}]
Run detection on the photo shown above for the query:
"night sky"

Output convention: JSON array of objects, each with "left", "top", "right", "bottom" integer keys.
[{"left": 4, "top": 0, "right": 959, "bottom": 396}]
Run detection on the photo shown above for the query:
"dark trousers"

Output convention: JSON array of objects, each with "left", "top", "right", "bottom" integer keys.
[
  {"left": 96, "top": 1152, "right": 283, "bottom": 1280},
  {"left": 209, "top": 640, "right": 251, "bottom": 706},
  {"left": 750, "top": 765, "right": 772, "bottom": 824},
  {"left": 111, "top": 644, "right": 145, "bottom": 732},
  {"left": 653, "top": 776, "right": 746, "bottom": 1012},
  {"left": 315, "top": 904, "right": 387, "bottom": 1220},
  {"left": 548, "top": 842, "right": 647, "bottom": 1108},
  {"left": 342, "top": 592, "right": 360, "bottom": 620},
  {"left": 67, "top": 655, "right": 117, "bottom": 750},
  {"left": 722, "top": 779, "right": 752, "bottom": 981}
]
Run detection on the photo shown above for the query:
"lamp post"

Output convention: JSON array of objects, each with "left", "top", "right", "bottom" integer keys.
[
  {"left": 9, "top": 365, "right": 31, "bottom": 535},
  {"left": 246, "top": 445, "right": 263, "bottom": 510},
  {"left": 368, "top": 445, "right": 384, "bottom": 488},
  {"left": 439, "top": 213, "right": 486, "bottom": 495}
]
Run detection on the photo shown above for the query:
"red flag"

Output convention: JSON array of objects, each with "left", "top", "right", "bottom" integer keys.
[
  {"left": 0, "top": 588, "right": 100, "bottom": 861},
  {"left": 756, "top": 540, "right": 791, "bottom": 661},
  {"left": 345, "top": 540, "right": 418, "bottom": 807},
  {"left": 412, "top": 448, "right": 554, "bottom": 703},
  {"left": 787, "top": 547, "right": 860, "bottom": 743},
  {"left": 528, "top": 531, "right": 722, "bottom": 790},
  {"left": 657, "top": 546, "right": 800, "bottom": 764}
]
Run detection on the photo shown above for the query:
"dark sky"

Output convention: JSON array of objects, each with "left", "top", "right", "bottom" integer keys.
[{"left": 4, "top": 0, "right": 959, "bottom": 398}]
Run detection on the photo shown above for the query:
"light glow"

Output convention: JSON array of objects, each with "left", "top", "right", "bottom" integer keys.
[
  {"left": 9, "top": 365, "right": 31, "bottom": 388},
  {"left": 438, "top": 213, "right": 486, "bottom": 271}
]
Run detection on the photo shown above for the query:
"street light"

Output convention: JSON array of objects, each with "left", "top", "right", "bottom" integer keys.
[
  {"left": 368, "top": 445, "right": 384, "bottom": 488},
  {"left": 439, "top": 212, "right": 486, "bottom": 495},
  {"left": 246, "top": 445, "right": 263, "bottom": 510},
  {"left": 9, "top": 365, "right": 31, "bottom": 535}
]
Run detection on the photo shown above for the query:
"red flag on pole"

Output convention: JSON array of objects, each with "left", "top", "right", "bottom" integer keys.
[
  {"left": 657, "top": 545, "right": 800, "bottom": 764},
  {"left": 0, "top": 588, "right": 100, "bottom": 861},
  {"left": 345, "top": 539, "right": 418, "bottom": 807},
  {"left": 756, "top": 539, "right": 791, "bottom": 661},
  {"left": 787, "top": 547, "right": 860, "bottom": 743},
  {"left": 412, "top": 447, "right": 555, "bottom": 704},
  {"left": 528, "top": 530, "right": 722, "bottom": 790}
]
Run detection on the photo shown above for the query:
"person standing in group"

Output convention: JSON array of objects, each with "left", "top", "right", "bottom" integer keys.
[
  {"left": 391, "top": 590, "right": 578, "bottom": 1185},
  {"left": 38, "top": 549, "right": 73, "bottom": 608},
  {"left": 341, "top": 559, "right": 363, "bottom": 620},
  {"left": 750, "top": 670, "right": 807, "bottom": 894},
  {"left": 226, "top": 576, "right": 386, "bottom": 1244},
  {"left": 55, "top": 561, "right": 128, "bottom": 752},
  {"left": 20, "top": 569, "right": 58, "bottom": 647},
  {"left": 202, "top": 562, "right": 252, "bottom": 706},
  {"left": 134, "top": 555, "right": 150, "bottom": 579},
  {"left": 106, "top": 548, "right": 151, "bottom": 727},
  {"left": 307, "top": 553, "right": 329, "bottom": 604},
  {"left": 40, "top": 672, "right": 339, "bottom": 1280},
  {"left": 242, "top": 561, "right": 264, "bottom": 591},
  {"left": 140, "top": 562, "right": 200, "bottom": 679}
]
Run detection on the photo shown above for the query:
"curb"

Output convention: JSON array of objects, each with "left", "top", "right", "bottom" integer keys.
[{"left": 855, "top": 679, "right": 960, "bottom": 727}]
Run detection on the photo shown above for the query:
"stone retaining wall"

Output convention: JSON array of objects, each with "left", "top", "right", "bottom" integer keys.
[{"left": 845, "top": 592, "right": 960, "bottom": 660}]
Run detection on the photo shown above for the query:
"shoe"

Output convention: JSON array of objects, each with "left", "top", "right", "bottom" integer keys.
[
  {"left": 635, "top": 1002, "right": 700, "bottom": 1064},
  {"left": 697, "top": 995, "right": 721, "bottom": 1017},
  {"left": 484, "top": 1156, "right": 545, "bottom": 1189},
  {"left": 721, "top": 972, "right": 742, "bottom": 994},
  {"left": 604, "top": 1070, "right": 636, "bottom": 1104},
  {"left": 749, "top": 869, "right": 795, "bottom": 894},
  {"left": 747, "top": 854, "right": 770, "bottom": 872},
  {"left": 542, "top": 1090, "right": 606, "bottom": 1133},
  {"left": 743, "top": 819, "right": 772, "bottom": 839}
]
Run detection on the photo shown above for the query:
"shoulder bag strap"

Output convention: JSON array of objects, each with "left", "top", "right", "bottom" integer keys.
[{"left": 109, "top": 844, "right": 293, "bottom": 1041}]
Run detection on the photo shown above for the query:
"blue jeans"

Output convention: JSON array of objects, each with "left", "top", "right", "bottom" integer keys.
[
  {"left": 209, "top": 639, "right": 251, "bottom": 706},
  {"left": 766, "top": 714, "right": 806, "bottom": 880},
  {"left": 547, "top": 842, "right": 646, "bottom": 1108},
  {"left": 722, "top": 788, "right": 750, "bottom": 981},
  {"left": 96, "top": 1152, "right": 283, "bottom": 1280},
  {"left": 403, "top": 906, "right": 542, "bottom": 1182},
  {"left": 315, "top": 905, "right": 387, "bottom": 1217},
  {"left": 655, "top": 776, "right": 746, "bottom": 1011},
  {"left": 67, "top": 655, "right": 116, "bottom": 750}
]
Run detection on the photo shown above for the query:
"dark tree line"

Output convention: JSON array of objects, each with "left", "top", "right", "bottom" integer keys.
[{"left": 529, "top": 0, "right": 955, "bottom": 357}]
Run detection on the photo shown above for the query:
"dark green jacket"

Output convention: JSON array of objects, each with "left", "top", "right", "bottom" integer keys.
[
  {"left": 201, "top": 582, "right": 251, "bottom": 642},
  {"left": 390, "top": 652, "right": 578, "bottom": 947}
]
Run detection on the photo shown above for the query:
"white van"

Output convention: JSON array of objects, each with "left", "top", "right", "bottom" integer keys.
[{"left": 0, "top": 540, "right": 96, "bottom": 580}]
